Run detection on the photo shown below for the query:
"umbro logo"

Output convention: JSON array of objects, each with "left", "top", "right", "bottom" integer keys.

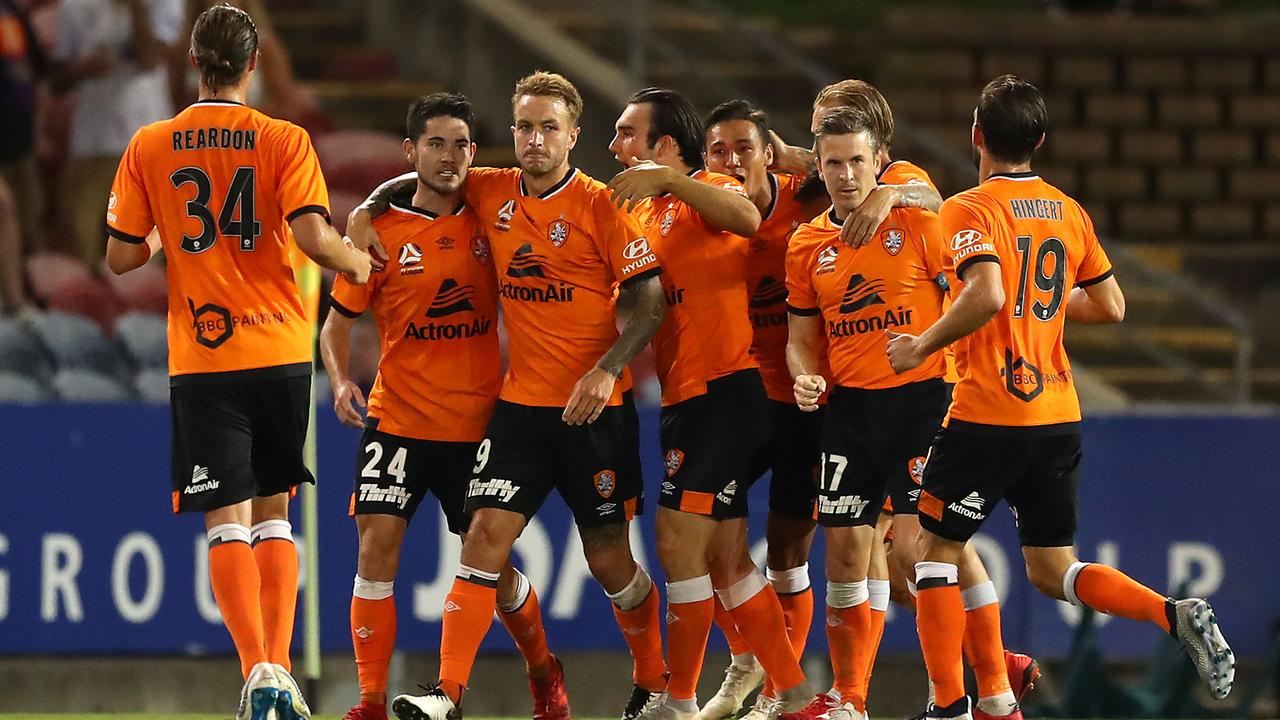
[
  {"left": 354, "top": 626, "right": 374, "bottom": 639},
  {"left": 750, "top": 276, "right": 788, "bottom": 309},
  {"left": 839, "top": 274, "right": 886, "bottom": 313},
  {"left": 426, "top": 278, "right": 476, "bottom": 318},
  {"left": 506, "top": 242, "right": 547, "bottom": 278},
  {"left": 443, "top": 601, "right": 462, "bottom": 613}
]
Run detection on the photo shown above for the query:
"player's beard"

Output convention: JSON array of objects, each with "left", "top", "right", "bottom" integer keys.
[
  {"left": 421, "top": 172, "right": 464, "bottom": 196},
  {"left": 521, "top": 148, "right": 566, "bottom": 177}
]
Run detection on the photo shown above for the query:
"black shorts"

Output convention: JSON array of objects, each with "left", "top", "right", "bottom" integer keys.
[
  {"left": 918, "top": 422, "right": 1082, "bottom": 547},
  {"left": 816, "top": 379, "right": 947, "bottom": 528},
  {"left": 744, "top": 400, "right": 821, "bottom": 520},
  {"left": 170, "top": 370, "right": 314, "bottom": 514},
  {"left": 467, "top": 393, "right": 643, "bottom": 527},
  {"left": 658, "top": 369, "right": 767, "bottom": 519},
  {"left": 349, "top": 422, "right": 476, "bottom": 534}
]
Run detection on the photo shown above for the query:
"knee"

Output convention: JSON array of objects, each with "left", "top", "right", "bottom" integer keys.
[
  {"left": 583, "top": 524, "right": 635, "bottom": 584},
  {"left": 1025, "top": 560, "right": 1066, "bottom": 600}
]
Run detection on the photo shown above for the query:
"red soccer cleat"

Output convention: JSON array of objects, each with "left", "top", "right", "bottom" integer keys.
[
  {"left": 530, "top": 655, "right": 572, "bottom": 720},
  {"left": 343, "top": 699, "right": 388, "bottom": 720},
  {"left": 777, "top": 690, "right": 840, "bottom": 720},
  {"left": 1004, "top": 650, "right": 1041, "bottom": 702},
  {"left": 974, "top": 707, "right": 1024, "bottom": 720}
]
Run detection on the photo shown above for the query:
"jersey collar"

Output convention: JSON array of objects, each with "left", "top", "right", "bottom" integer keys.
[
  {"left": 520, "top": 167, "right": 577, "bottom": 199},
  {"left": 190, "top": 98, "right": 246, "bottom": 107},
  {"left": 875, "top": 159, "right": 902, "bottom": 184},
  {"left": 827, "top": 206, "right": 843, "bottom": 228},
  {"left": 987, "top": 171, "right": 1040, "bottom": 182},
  {"left": 389, "top": 199, "right": 465, "bottom": 220},
  {"left": 761, "top": 172, "right": 780, "bottom": 221}
]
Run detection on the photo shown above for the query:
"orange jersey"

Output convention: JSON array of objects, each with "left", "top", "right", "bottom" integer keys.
[
  {"left": 940, "top": 171, "right": 1113, "bottom": 429},
  {"left": 634, "top": 169, "right": 757, "bottom": 406},
  {"left": 462, "top": 167, "right": 661, "bottom": 407},
  {"left": 107, "top": 100, "right": 328, "bottom": 380},
  {"left": 747, "top": 172, "right": 819, "bottom": 403},
  {"left": 330, "top": 202, "right": 500, "bottom": 442},
  {"left": 786, "top": 206, "right": 948, "bottom": 389}
]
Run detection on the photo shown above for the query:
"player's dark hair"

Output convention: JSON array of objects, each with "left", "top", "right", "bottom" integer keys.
[
  {"left": 813, "top": 106, "right": 882, "bottom": 157},
  {"left": 975, "top": 75, "right": 1046, "bottom": 164},
  {"left": 704, "top": 99, "right": 770, "bottom": 149},
  {"left": 407, "top": 92, "right": 476, "bottom": 142},
  {"left": 630, "top": 87, "right": 705, "bottom": 169},
  {"left": 191, "top": 3, "right": 258, "bottom": 94},
  {"left": 814, "top": 79, "right": 894, "bottom": 148}
]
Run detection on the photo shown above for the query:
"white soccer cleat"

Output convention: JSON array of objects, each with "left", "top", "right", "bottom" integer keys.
[
  {"left": 237, "top": 662, "right": 280, "bottom": 720},
  {"left": 392, "top": 685, "right": 463, "bottom": 720},
  {"left": 1174, "top": 598, "right": 1236, "bottom": 700},
  {"left": 827, "top": 702, "right": 869, "bottom": 720},
  {"left": 740, "top": 693, "right": 781, "bottom": 720},
  {"left": 271, "top": 664, "right": 312, "bottom": 720},
  {"left": 634, "top": 696, "right": 695, "bottom": 720},
  {"left": 694, "top": 659, "right": 765, "bottom": 720}
]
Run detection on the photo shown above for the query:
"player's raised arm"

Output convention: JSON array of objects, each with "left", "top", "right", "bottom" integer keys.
[{"left": 289, "top": 211, "right": 371, "bottom": 283}]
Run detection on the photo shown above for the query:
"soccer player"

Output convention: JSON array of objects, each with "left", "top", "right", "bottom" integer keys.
[
  {"left": 347, "top": 71, "right": 670, "bottom": 720},
  {"left": 103, "top": 5, "right": 371, "bottom": 720},
  {"left": 886, "top": 75, "right": 1235, "bottom": 720},
  {"left": 696, "top": 99, "right": 827, "bottom": 720},
  {"left": 320, "top": 93, "right": 567, "bottom": 720},
  {"left": 607, "top": 87, "right": 824, "bottom": 720}
]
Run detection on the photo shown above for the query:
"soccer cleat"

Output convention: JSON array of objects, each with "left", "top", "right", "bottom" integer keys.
[
  {"left": 925, "top": 696, "right": 973, "bottom": 720},
  {"left": 272, "top": 664, "right": 312, "bottom": 720},
  {"left": 776, "top": 690, "right": 840, "bottom": 720},
  {"left": 826, "top": 701, "right": 868, "bottom": 720},
  {"left": 694, "top": 659, "right": 765, "bottom": 720},
  {"left": 973, "top": 707, "right": 1022, "bottom": 720},
  {"left": 392, "top": 685, "right": 462, "bottom": 720},
  {"left": 1174, "top": 598, "right": 1235, "bottom": 700},
  {"left": 622, "top": 685, "right": 666, "bottom": 720},
  {"left": 633, "top": 696, "right": 694, "bottom": 720},
  {"left": 344, "top": 700, "right": 389, "bottom": 720},
  {"left": 1003, "top": 651, "right": 1040, "bottom": 703},
  {"left": 740, "top": 692, "right": 780, "bottom": 720},
  {"left": 237, "top": 662, "right": 280, "bottom": 720},
  {"left": 530, "top": 655, "right": 572, "bottom": 720}
]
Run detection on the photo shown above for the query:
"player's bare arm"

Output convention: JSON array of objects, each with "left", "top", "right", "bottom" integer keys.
[
  {"left": 290, "top": 212, "right": 372, "bottom": 284},
  {"left": 562, "top": 274, "right": 667, "bottom": 426},
  {"left": 347, "top": 172, "right": 416, "bottom": 269},
  {"left": 319, "top": 311, "right": 367, "bottom": 429},
  {"left": 768, "top": 129, "right": 816, "bottom": 176},
  {"left": 840, "top": 183, "right": 943, "bottom": 250},
  {"left": 608, "top": 161, "right": 761, "bottom": 236},
  {"left": 1066, "top": 275, "right": 1125, "bottom": 324},
  {"left": 786, "top": 311, "right": 826, "bottom": 412},
  {"left": 887, "top": 260, "right": 1004, "bottom": 374}
]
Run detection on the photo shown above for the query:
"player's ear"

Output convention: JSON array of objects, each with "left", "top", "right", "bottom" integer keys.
[
  {"left": 763, "top": 139, "right": 775, "bottom": 168},
  {"left": 403, "top": 137, "right": 415, "bottom": 163},
  {"left": 248, "top": 50, "right": 259, "bottom": 73},
  {"left": 567, "top": 125, "right": 580, "bottom": 150},
  {"left": 1034, "top": 132, "right": 1046, "bottom": 151},
  {"left": 971, "top": 122, "right": 984, "bottom": 151},
  {"left": 187, "top": 48, "right": 198, "bottom": 70}
]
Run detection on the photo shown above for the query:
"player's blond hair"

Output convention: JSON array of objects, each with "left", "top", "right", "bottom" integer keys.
[
  {"left": 814, "top": 79, "right": 894, "bottom": 148},
  {"left": 512, "top": 71, "right": 584, "bottom": 127}
]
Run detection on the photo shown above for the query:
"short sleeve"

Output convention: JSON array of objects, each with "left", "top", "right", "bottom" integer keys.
[
  {"left": 880, "top": 160, "right": 938, "bottom": 193},
  {"left": 149, "top": 0, "right": 185, "bottom": 44},
  {"left": 592, "top": 192, "right": 661, "bottom": 287},
  {"left": 1074, "top": 208, "right": 1113, "bottom": 287},
  {"left": 274, "top": 124, "right": 331, "bottom": 223},
  {"left": 329, "top": 273, "right": 374, "bottom": 318},
  {"left": 784, "top": 231, "right": 819, "bottom": 315},
  {"left": 939, "top": 195, "right": 1000, "bottom": 280},
  {"left": 105, "top": 132, "right": 153, "bottom": 243},
  {"left": 910, "top": 210, "right": 947, "bottom": 280}
]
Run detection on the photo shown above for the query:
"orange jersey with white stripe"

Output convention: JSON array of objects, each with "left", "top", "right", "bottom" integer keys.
[
  {"left": 786, "top": 206, "right": 948, "bottom": 389},
  {"left": 634, "top": 169, "right": 757, "bottom": 406},
  {"left": 462, "top": 167, "right": 661, "bottom": 407},
  {"left": 747, "top": 172, "right": 818, "bottom": 402},
  {"left": 940, "top": 171, "right": 1113, "bottom": 429},
  {"left": 330, "top": 202, "right": 500, "bottom": 442},
  {"left": 107, "top": 100, "right": 328, "bottom": 379}
]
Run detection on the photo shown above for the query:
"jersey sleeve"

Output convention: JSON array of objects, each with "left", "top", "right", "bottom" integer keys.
[
  {"left": 910, "top": 210, "right": 948, "bottom": 280},
  {"left": 328, "top": 272, "right": 375, "bottom": 318},
  {"left": 105, "top": 132, "right": 153, "bottom": 244},
  {"left": 880, "top": 160, "right": 938, "bottom": 193},
  {"left": 592, "top": 192, "right": 662, "bottom": 287},
  {"left": 939, "top": 194, "right": 1000, "bottom": 280},
  {"left": 784, "top": 231, "right": 819, "bottom": 315},
  {"left": 274, "top": 124, "right": 331, "bottom": 223},
  {"left": 1074, "top": 208, "right": 1114, "bottom": 287}
]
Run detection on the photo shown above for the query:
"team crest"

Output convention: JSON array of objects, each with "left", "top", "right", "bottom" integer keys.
[
  {"left": 495, "top": 199, "right": 517, "bottom": 231},
  {"left": 908, "top": 456, "right": 927, "bottom": 485},
  {"left": 398, "top": 243, "right": 425, "bottom": 275},
  {"left": 549, "top": 220, "right": 570, "bottom": 247},
  {"left": 882, "top": 229, "right": 904, "bottom": 256},
  {"left": 816, "top": 245, "right": 839, "bottom": 275},
  {"left": 660, "top": 208, "right": 676, "bottom": 237},
  {"left": 664, "top": 449, "right": 685, "bottom": 477},
  {"left": 594, "top": 470, "right": 617, "bottom": 499},
  {"left": 470, "top": 235, "right": 491, "bottom": 266}
]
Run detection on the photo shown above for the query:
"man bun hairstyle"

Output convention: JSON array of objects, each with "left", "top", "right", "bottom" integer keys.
[
  {"left": 191, "top": 3, "right": 259, "bottom": 93},
  {"left": 975, "top": 75, "right": 1047, "bottom": 164}
]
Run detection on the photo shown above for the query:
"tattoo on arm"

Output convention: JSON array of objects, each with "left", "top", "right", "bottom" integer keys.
[
  {"left": 597, "top": 275, "right": 666, "bottom": 377},
  {"left": 365, "top": 176, "right": 416, "bottom": 219},
  {"left": 893, "top": 184, "right": 943, "bottom": 213}
]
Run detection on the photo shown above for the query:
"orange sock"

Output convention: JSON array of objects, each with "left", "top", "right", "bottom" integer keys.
[
  {"left": 826, "top": 581, "right": 872, "bottom": 710},
  {"left": 713, "top": 595, "right": 750, "bottom": 657},
  {"left": 208, "top": 526, "right": 267, "bottom": 679},
  {"left": 252, "top": 521, "right": 298, "bottom": 670},
  {"left": 962, "top": 582, "right": 1011, "bottom": 699},
  {"left": 916, "top": 563, "right": 966, "bottom": 708},
  {"left": 666, "top": 576, "right": 716, "bottom": 702},
  {"left": 724, "top": 572, "right": 805, "bottom": 694},
  {"left": 610, "top": 573, "right": 668, "bottom": 691},
  {"left": 497, "top": 574, "right": 553, "bottom": 677},
  {"left": 1070, "top": 562, "right": 1171, "bottom": 633},
  {"left": 351, "top": 578, "right": 396, "bottom": 699},
  {"left": 766, "top": 566, "right": 814, "bottom": 698},
  {"left": 439, "top": 568, "right": 499, "bottom": 703}
]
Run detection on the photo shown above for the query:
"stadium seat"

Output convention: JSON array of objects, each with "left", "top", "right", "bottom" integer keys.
[
  {"left": 115, "top": 312, "right": 168, "bottom": 369},
  {"left": 314, "top": 129, "right": 405, "bottom": 176},
  {"left": 0, "top": 316, "right": 53, "bottom": 381},
  {"left": 44, "top": 275, "right": 126, "bottom": 334},
  {"left": 0, "top": 370, "right": 50, "bottom": 403},
  {"left": 51, "top": 368, "right": 133, "bottom": 402},
  {"left": 102, "top": 259, "right": 168, "bottom": 315},
  {"left": 134, "top": 368, "right": 170, "bottom": 404},
  {"left": 30, "top": 310, "right": 128, "bottom": 376},
  {"left": 26, "top": 252, "right": 91, "bottom": 302}
]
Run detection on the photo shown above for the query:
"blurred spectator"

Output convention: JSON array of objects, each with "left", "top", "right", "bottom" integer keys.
[
  {"left": 0, "top": 176, "right": 33, "bottom": 319},
  {"left": 178, "top": 0, "right": 318, "bottom": 124},
  {"left": 0, "top": 0, "right": 47, "bottom": 257},
  {"left": 50, "top": 0, "right": 183, "bottom": 266}
]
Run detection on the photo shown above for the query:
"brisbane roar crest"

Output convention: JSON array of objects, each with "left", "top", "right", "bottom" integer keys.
[
  {"left": 470, "top": 235, "right": 491, "bottom": 266},
  {"left": 882, "top": 228, "right": 904, "bottom": 256},
  {"left": 908, "top": 456, "right": 927, "bottom": 485},
  {"left": 664, "top": 449, "right": 685, "bottom": 477},
  {"left": 594, "top": 470, "right": 617, "bottom": 498},
  {"left": 549, "top": 219, "right": 570, "bottom": 247}
]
